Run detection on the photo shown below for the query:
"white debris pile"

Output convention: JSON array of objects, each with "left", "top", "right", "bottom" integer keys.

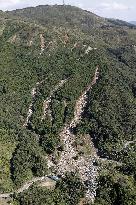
[
  {"left": 123, "top": 139, "right": 136, "bottom": 149},
  {"left": 23, "top": 81, "right": 43, "bottom": 127},
  {"left": 24, "top": 103, "right": 33, "bottom": 127},
  {"left": 132, "top": 45, "right": 136, "bottom": 52},
  {"left": 42, "top": 98, "right": 52, "bottom": 121},
  {"left": 85, "top": 46, "right": 97, "bottom": 54},
  {"left": 40, "top": 34, "right": 45, "bottom": 55},
  {"left": 57, "top": 126, "right": 99, "bottom": 202},
  {"left": 54, "top": 68, "right": 100, "bottom": 203},
  {"left": 70, "top": 92, "right": 88, "bottom": 128}
]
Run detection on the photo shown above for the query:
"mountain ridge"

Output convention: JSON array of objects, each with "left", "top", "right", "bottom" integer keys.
[
  {"left": 130, "top": 21, "right": 136, "bottom": 25},
  {"left": 0, "top": 5, "right": 136, "bottom": 205}
]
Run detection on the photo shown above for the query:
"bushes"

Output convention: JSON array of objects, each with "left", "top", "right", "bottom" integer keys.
[
  {"left": 0, "top": 5, "right": 136, "bottom": 203},
  {"left": 76, "top": 51, "right": 136, "bottom": 162},
  {"left": 39, "top": 134, "right": 60, "bottom": 154},
  {"left": 13, "top": 172, "right": 85, "bottom": 205},
  {"left": 93, "top": 174, "right": 136, "bottom": 205},
  {"left": 56, "top": 172, "right": 85, "bottom": 205},
  {"left": 10, "top": 132, "right": 48, "bottom": 187}
]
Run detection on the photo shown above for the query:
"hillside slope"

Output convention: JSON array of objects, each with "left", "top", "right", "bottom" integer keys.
[
  {"left": 130, "top": 21, "right": 136, "bottom": 25},
  {"left": 0, "top": 5, "right": 136, "bottom": 205}
]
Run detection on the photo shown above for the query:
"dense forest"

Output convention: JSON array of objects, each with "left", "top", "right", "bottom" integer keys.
[{"left": 0, "top": 4, "right": 136, "bottom": 205}]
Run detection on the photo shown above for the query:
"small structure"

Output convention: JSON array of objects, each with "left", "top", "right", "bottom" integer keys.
[{"left": 48, "top": 175, "right": 60, "bottom": 181}]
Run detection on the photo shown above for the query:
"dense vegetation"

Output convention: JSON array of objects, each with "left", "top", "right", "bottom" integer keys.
[
  {"left": 93, "top": 173, "right": 136, "bottom": 205},
  {"left": 13, "top": 173, "right": 85, "bottom": 205},
  {"left": 0, "top": 4, "right": 136, "bottom": 205}
]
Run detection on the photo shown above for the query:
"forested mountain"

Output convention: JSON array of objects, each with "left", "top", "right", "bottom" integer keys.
[
  {"left": 0, "top": 5, "right": 136, "bottom": 205},
  {"left": 130, "top": 21, "right": 136, "bottom": 25}
]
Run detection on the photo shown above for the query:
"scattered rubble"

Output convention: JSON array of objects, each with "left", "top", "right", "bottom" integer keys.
[
  {"left": 123, "top": 139, "right": 136, "bottom": 149},
  {"left": 28, "top": 40, "right": 33, "bottom": 46},
  {"left": 10, "top": 34, "right": 17, "bottom": 43},
  {"left": 71, "top": 42, "right": 78, "bottom": 51},
  {"left": 23, "top": 81, "right": 43, "bottom": 127},
  {"left": 54, "top": 68, "right": 100, "bottom": 203},
  {"left": 132, "top": 45, "right": 136, "bottom": 52},
  {"left": 40, "top": 34, "right": 45, "bottom": 55},
  {"left": 85, "top": 46, "right": 97, "bottom": 54},
  {"left": 41, "top": 79, "right": 67, "bottom": 121}
]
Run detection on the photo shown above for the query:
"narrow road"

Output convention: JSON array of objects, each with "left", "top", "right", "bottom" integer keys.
[{"left": 0, "top": 176, "right": 50, "bottom": 198}]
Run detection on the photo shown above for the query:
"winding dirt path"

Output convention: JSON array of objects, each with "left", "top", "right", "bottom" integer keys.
[{"left": 0, "top": 176, "right": 50, "bottom": 198}]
